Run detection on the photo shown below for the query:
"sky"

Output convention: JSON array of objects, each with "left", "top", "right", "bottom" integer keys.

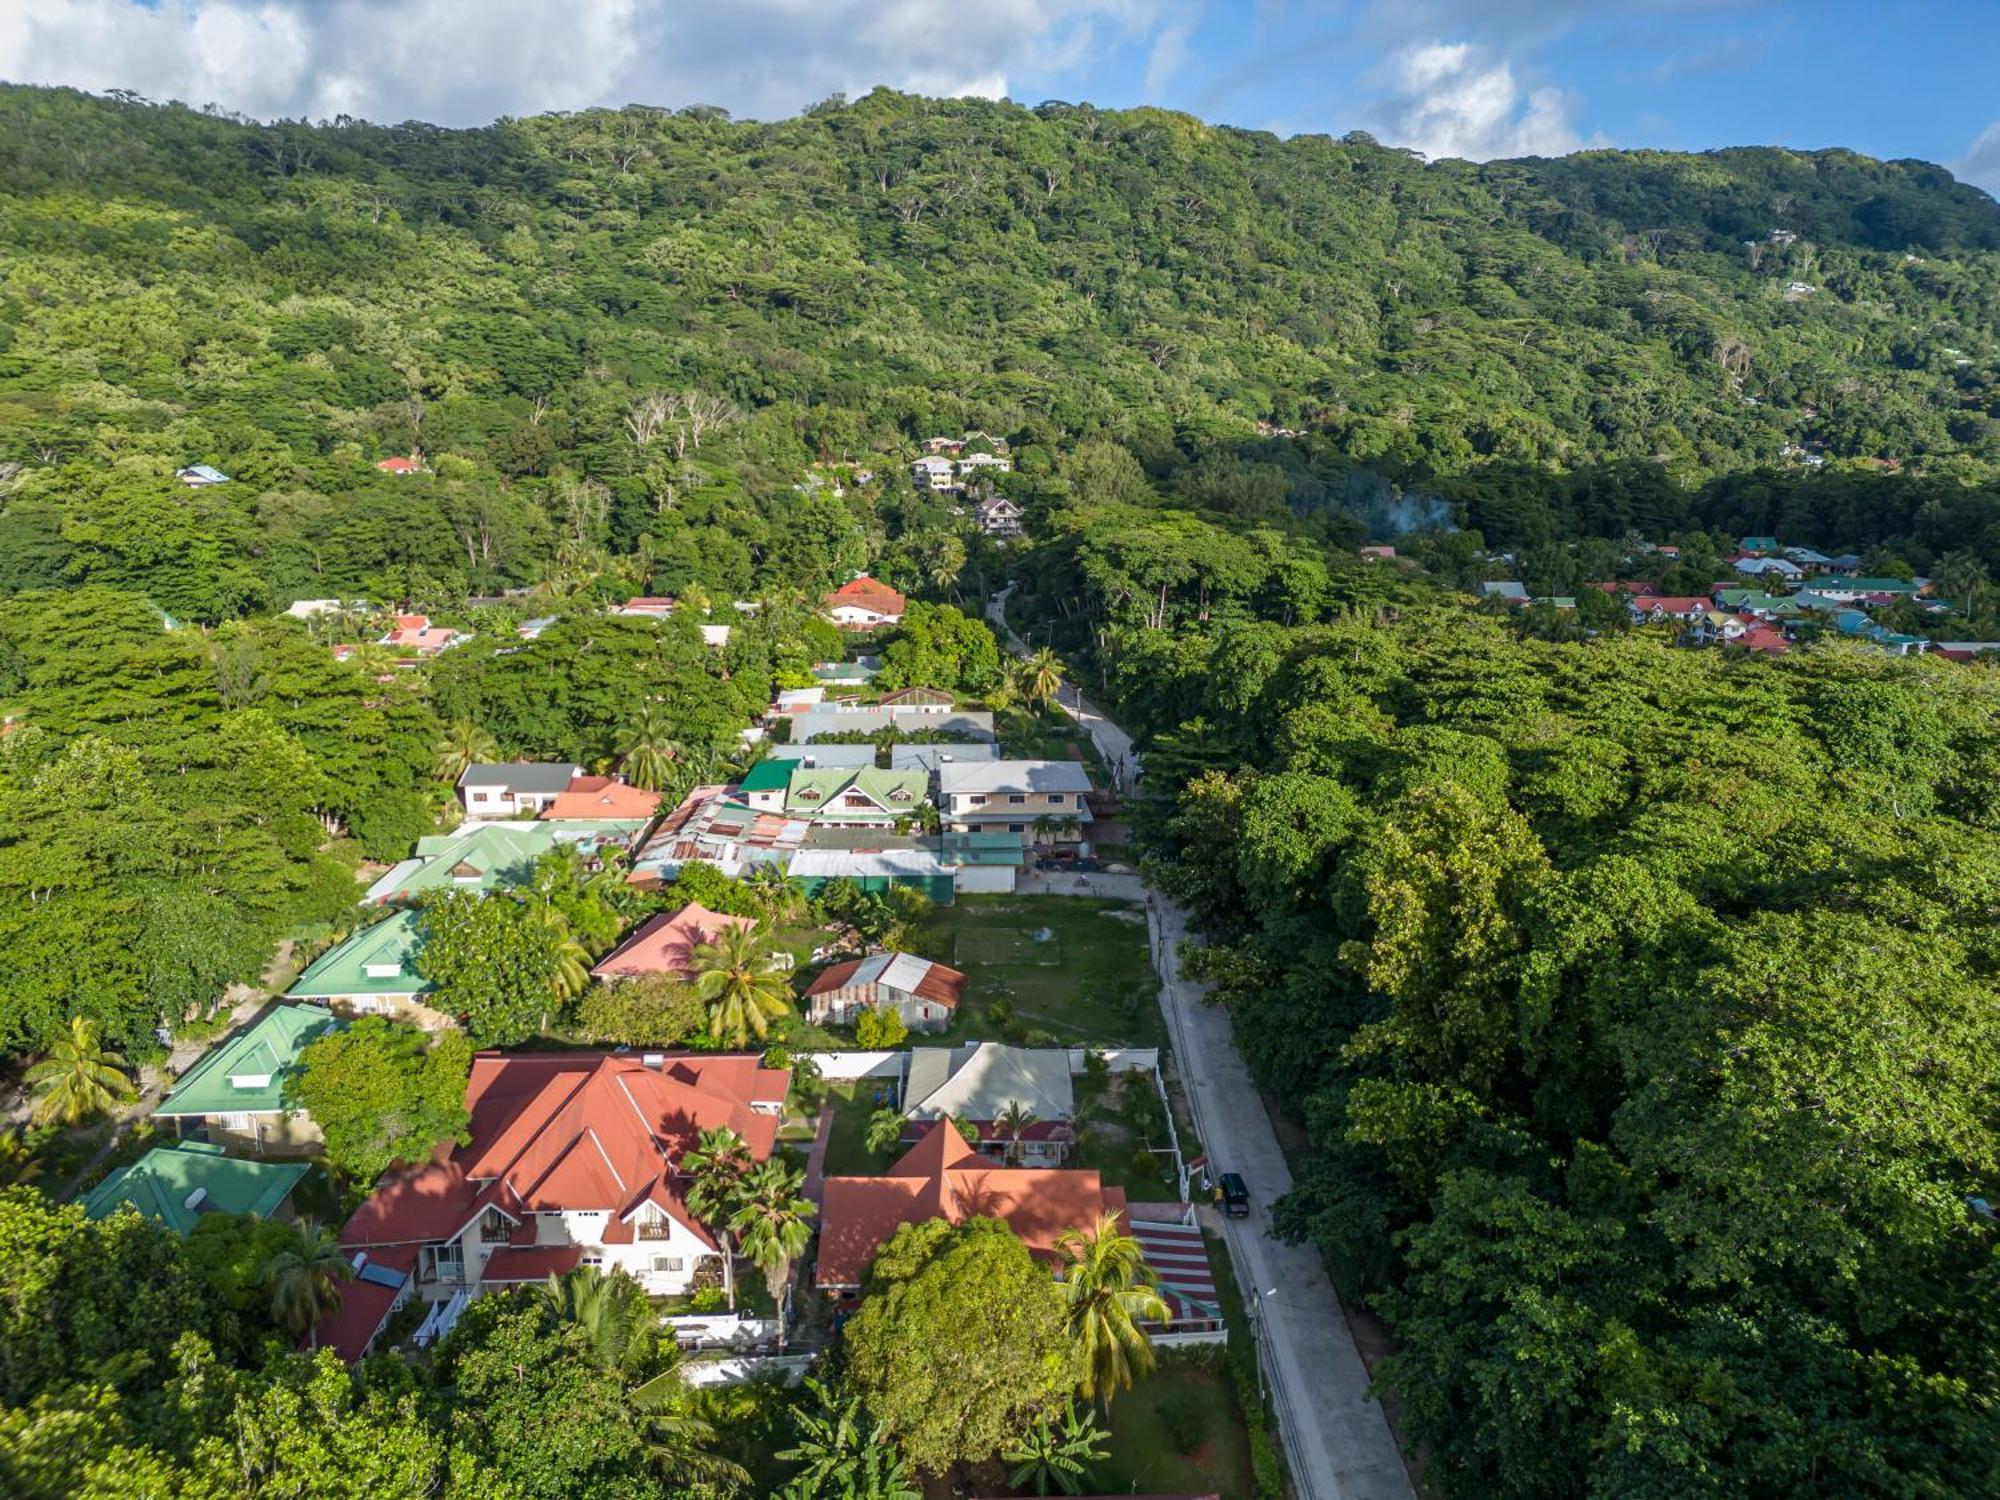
[{"left": 1, "top": 0, "right": 1997, "bottom": 194}]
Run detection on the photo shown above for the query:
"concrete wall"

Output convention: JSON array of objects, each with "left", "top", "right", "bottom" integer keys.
[
  {"left": 682, "top": 1353, "right": 816, "bottom": 1388},
  {"left": 951, "top": 864, "right": 1016, "bottom": 894}
]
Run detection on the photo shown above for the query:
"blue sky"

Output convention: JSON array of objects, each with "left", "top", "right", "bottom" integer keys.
[{"left": 3, "top": 1, "right": 1997, "bottom": 192}]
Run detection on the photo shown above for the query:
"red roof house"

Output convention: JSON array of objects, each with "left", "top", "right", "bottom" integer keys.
[
  {"left": 378, "top": 614, "right": 463, "bottom": 654},
  {"left": 375, "top": 456, "right": 424, "bottom": 475},
  {"left": 824, "top": 576, "right": 906, "bottom": 629},
  {"left": 541, "top": 775, "right": 664, "bottom": 822},
  {"left": 590, "top": 902, "right": 755, "bottom": 982},
  {"left": 322, "top": 1050, "right": 789, "bottom": 1356},
  {"left": 1627, "top": 595, "right": 1710, "bottom": 622},
  {"left": 816, "top": 1124, "right": 1126, "bottom": 1290}
]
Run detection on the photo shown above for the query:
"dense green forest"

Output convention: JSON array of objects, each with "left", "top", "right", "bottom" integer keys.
[{"left": 1, "top": 79, "right": 1998, "bottom": 1499}]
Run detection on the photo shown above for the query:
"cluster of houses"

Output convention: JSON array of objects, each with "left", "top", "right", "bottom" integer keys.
[
  {"left": 908, "top": 434, "right": 1023, "bottom": 537},
  {"left": 1479, "top": 537, "right": 1980, "bottom": 660}
]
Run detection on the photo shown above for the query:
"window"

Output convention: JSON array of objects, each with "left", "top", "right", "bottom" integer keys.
[
  {"left": 652, "top": 1255, "right": 684, "bottom": 1275},
  {"left": 362, "top": 963, "right": 402, "bottom": 979},
  {"left": 1010, "top": 823, "right": 1026, "bottom": 833},
  {"left": 216, "top": 1112, "right": 253, "bottom": 1132},
  {"left": 1045, "top": 794, "right": 1068, "bottom": 807},
  {"left": 968, "top": 795, "right": 986, "bottom": 806},
  {"left": 1007, "top": 794, "right": 1026, "bottom": 805},
  {"left": 480, "top": 1208, "right": 510, "bottom": 1242},
  {"left": 227, "top": 1072, "right": 271, "bottom": 1090},
  {"left": 581, "top": 1253, "right": 602, "bottom": 1267},
  {"left": 471, "top": 790, "right": 489, "bottom": 802}
]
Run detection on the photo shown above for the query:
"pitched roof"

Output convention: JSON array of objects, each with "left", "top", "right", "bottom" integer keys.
[
  {"left": 83, "top": 1143, "right": 306, "bottom": 1237},
  {"left": 765, "top": 743, "right": 879, "bottom": 768},
  {"left": 805, "top": 952, "right": 966, "bottom": 1009},
  {"left": 158, "top": 1004, "right": 339, "bottom": 1118},
  {"left": 379, "top": 822, "right": 641, "bottom": 901},
  {"left": 877, "top": 686, "right": 955, "bottom": 706},
  {"left": 905, "top": 1043, "right": 1075, "bottom": 1124},
  {"left": 540, "top": 776, "right": 662, "bottom": 821},
  {"left": 288, "top": 909, "right": 430, "bottom": 999},
  {"left": 825, "top": 576, "right": 907, "bottom": 615},
  {"left": 591, "top": 902, "right": 755, "bottom": 981},
  {"left": 375, "top": 456, "right": 423, "bottom": 473},
  {"left": 890, "top": 742, "right": 1001, "bottom": 773},
  {"left": 313, "top": 1245, "right": 417, "bottom": 1362},
  {"left": 460, "top": 761, "right": 584, "bottom": 793},
  {"left": 816, "top": 1126, "right": 1124, "bottom": 1287},
  {"left": 737, "top": 759, "right": 797, "bottom": 792},
  {"left": 1630, "top": 595, "right": 1710, "bottom": 614},
  {"left": 339, "top": 1052, "right": 789, "bottom": 1251},
  {"left": 794, "top": 709, "right": 995, "bottom": 743},
  {"left": 786, "top": 766, "right": 928, "bottom": 818},
  {"left": 937, "top": 760, "right": 1093, "bottom": 796}
]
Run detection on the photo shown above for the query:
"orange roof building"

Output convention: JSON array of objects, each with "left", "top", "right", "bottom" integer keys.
[
  {"left": 541, "top": 775, "right": 664, "bottom": 821},
  {"left": 590, "top": 901, "right": 754, "bottom": 982},
  {"left": 815, "top": 1124, "right": 1126, "bottom": 1290},
  {"left": 322, "top": 1050, "right": 789, "bottom": 1358},
  {"left": 824, "top": 575, "right": 907, "bottom": 629}
]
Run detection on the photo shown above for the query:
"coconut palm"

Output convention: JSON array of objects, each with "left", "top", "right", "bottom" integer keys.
[
  {"left": 25, "top": 1016, "right": 137, "bottom": 1127},
  {"left": 728, "top": 1156, "right": 816, "bottom": 1303},
  {"left": 540, "top": 1264, "right": 654, "bottom": 1376},
  {"left": 681, "top": 1124, "right": 754, "bottom": 1240},
  {"left": 530, "top": 903, "right": 593, "bottom": 1005},
  {"left": 745, "top": 863, "right": 807, "bottom": 923},
  {"left": 264, "top": 1218, "right": 355, "bottom": 1343},
  {"left": 0, "top": 1126, "right": 42, "bottom": 1186},
  {"left": 1004, "top": 1401, "right": 1110, "bottom": 1496},
  {"left": 617, "top": 702, "right": 684, "bottom": 793},
  {"left": 1934, "top": 550, "right": 1990, "bottom": 616},
  {"left": 864, "top": 1107, "right": 906, "bottom": 1159},
  {"left": 777, "top": 1378, "right": 920, "bottom": 1500},
  {"left": 433, "top": 719, "right": 496, "bottom": 782},
  {"left": 688, "top": 924, "right": 794, "bottom": 1046},
  {"left": 1055, "top": 1213, "right": 1171, "bottom": 1405},
  {"left": 1022, "top": 646, "right": 1064, "bottom": 710},
  {"left": 995, "top": 1101, "right": 1039, "bottom": 1166},
  {"left": 630, "top": 1375, "right": 752, "bottom": 1491}
]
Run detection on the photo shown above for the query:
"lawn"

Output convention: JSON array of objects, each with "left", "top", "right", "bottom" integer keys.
[
  {"left": 910, "top": 896, "right": 1162, "bottom": 1050},
  {"left": 1072, "top": 1069, "right": 1182, "bottom": 1203},
  {"left": 1094, "top": 1360, "right": 1257, "bottom": 1500},
  {"left": 820, "top": 1080, "right": 900, "bottom": 1177}
]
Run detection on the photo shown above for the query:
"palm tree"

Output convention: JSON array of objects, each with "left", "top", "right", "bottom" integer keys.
[
  {"left": 777, "top": 1378, "right": 920, "bottom": 1500},
  {"left": 689, "top": 924, "right": 794, "bottom": 1046},
  {"left": 1055, "top": 1213, "right": 1171, "bottom": 1405},
  {"left": 1004, "top": 1402, "right": 1110, "bottom": 1496},
  {"left": 264, "top": 1218, "right": 355, "bottom": 1343},
  {"left": 745, "top": 863, "right": 806, "bottom": 924},
  {"left": 1022, "top": 646, "right": 1064, "bottom": 710},
  {"left": 864, "top": 1107, "right": 906, "bottom": 1159},
  {"left": 617, "top": 703, "right": 683, "bottom": 792},
  {"left": 530, "top": 903, "right": 592, "bottom": 1006},
  {"left": 1934, "top": 550, "right": 1990, "bottom": 616},
  {"left": 681, "top": 1124, "right": 754, "bottom": 1241},
  {"left": 26, "top": 1016, "right": 137, "bottom": 1127},
  {"left": 0, "top": 1126, "right": 42, "bottom": 1186},
  {"left": 728, "top": 1156, "right": 816, "bottom": 1303},
  {"left": 433, "top": 719, "right": 496, "bottom": 783},
  {"left": 540, "top": 1264, "right": 653, "bottom": 1376},
  {"left": 630, "top": 1374, "right": 752, "bottom": 1491},
  {"left": 995, "top": 1101, "right": 1038, "bottom": 1166}
]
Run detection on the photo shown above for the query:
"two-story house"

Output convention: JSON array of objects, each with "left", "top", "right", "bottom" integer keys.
[
  {"left": 457, "top": 762, "right": 585, "bottom": 818},
  {"left": 937, "top": 760, "right": 1093, "bottom": 841},
  {"left": 322, "top": 1051, "right": 790, "bottom": 1359}
]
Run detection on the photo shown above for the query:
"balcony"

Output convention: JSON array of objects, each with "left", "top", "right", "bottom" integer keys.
[{"left": 636, "top": 1219, "right": 674, "bottom": 1242}]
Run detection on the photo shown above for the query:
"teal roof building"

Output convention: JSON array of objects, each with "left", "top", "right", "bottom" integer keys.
[
  {"left": 84, "top": 1142, "right": 307, "bottom": 1237},
  {"left": 288, "top": 909, "right": 430, "bottom": 1001},
  {"left": 157, "top": 1004, "right": 339, "bottom": 1122}
]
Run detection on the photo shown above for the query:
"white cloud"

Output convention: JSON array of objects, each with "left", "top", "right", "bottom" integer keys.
[
  {"left": 1370, "top": 38, "right": 1589, "bottom": 161},
  {"left": 0, "top": 0, "right": 1169, "bottom": 125},
  {"left": 1956, "top": 120, "right": 2000, "bottom": 197}
]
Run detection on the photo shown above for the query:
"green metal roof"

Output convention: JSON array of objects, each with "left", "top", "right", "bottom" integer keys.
[
  {"left": 158, "top": 1004, "right": 340, "bottom": 1118},
  {"left": 83, "top": 1143, "right": 307, "bottom": 1237},
  {"left": 1820, "top": 576, "right": 1920, "bottom": 593},
  {"left": 941, "top": 831, "right": 1027, "bottom": 866},
  {"left": 289, "top": 909, "right": 431, "bottom": 999},
  {"left": 738, "top": 759, "right": 795, "bottom": 792},
  {"left": 785, "top": 767, "right": 927, "bottom": 821},
  {"left": 375, "top": 821, "right": 641, "bottom": 902}
]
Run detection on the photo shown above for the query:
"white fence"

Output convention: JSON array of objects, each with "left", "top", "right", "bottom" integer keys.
[
  {"left": 682, "top": 1353, "right": 817, "bottom": 1388},
  {"left": 659, "top": 1313, "right": 784, "bottom": 1351},
  {"left": 1152, "top": 1328, "right": 1228, "bottom": 1349}
]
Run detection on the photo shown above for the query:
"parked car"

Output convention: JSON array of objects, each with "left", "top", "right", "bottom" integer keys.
[
  {"left": 1219, "top": 1172, "right": 1250, "bottom": 1218},
  {"left": 1070, "top": 856, "right": 1100, "bottom": 872}
]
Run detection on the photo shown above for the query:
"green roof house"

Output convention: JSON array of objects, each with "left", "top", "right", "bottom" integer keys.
[
  {"left": 157, "top": 1003, "right": 340, "bottom": 1153},
  {"left": 784, "top": 767, "right": 928, "bottom": 825},
  {"left": 366, "top": 821, "right": 644, "bottom": 904},
  {"left": 84, "top": 1142, "right": 307, "bottom": 1237},
  {"left": 288, "top": 909, "right": 448, "bottom": 1029}
]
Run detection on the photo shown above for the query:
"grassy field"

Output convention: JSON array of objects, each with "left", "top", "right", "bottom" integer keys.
[
  {"left": 820, "top": 1080, "right": 900, "bottom": 1177},
  {"left": 1095, "top": 1360, "right": 1258, "bottom": 1499},
  {"left": 910, "top": 896, "right": 1162, "bottom": 1050}
]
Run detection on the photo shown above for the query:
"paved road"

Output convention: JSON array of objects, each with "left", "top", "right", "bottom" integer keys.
[{"left": 988, "top": 588, "right": 1415, "bottom": 1500}]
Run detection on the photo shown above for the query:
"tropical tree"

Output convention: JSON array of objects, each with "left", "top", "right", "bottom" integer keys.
[
  {"left": 539, "top": 1264, "right": 654, "bottom": 1377},
  {"left": 689, "top": 923, "right": 794, "bottom": 1045},
  {"left": 631, "top": 1381, "right": 753, "bottom": 1492},
  {"left": 530, "top": 903, "right": 593, "bottom": 1004},
  {"left": 1004, "top": 1401, "right": 1110, "bottom": 1496},
  {"left": 729, "top": 1156, "right": 816, "bottom": 1302},
  {"left": 1022, "top": 646, "right": 1064, "bottom": 710},
  {"left": 432, "top": 718, "right": 496, "bottom": 782},
  {"left": 264, "top": 1218, "right": 355, "bottom": 1343},
  {"left": 0, "top": 1126, "right": 42, "bottom": 1186},
  {"left": 865, "top": 1107, "right": 907, "bottom": 1158},
  {"left": 617, "top": 702, "right": 685, "bottom": 792},
  {"left": 995, "top": 1101, "right": 1039, "bottom": 1166},
  {"left": 745, "top": 862, "right": 807, "bottom": 923},
  {"left": 1933, "top": 549, "right": 1990, "bottom": 615},
  {"left": 1055, "top": 1214, "right": 1171, "bottom": 1404},
  {"left": 681, "top": 1124, "right": 754, "bottom": 1254},
  {"left": 26, "top": 1016, "right": 137, "bottom": 1126},
  {"left": 777, "top": 1378, "right": 920, "bottom": 1500}
]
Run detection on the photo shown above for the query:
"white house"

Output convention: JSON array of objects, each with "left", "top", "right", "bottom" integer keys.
[
  {"left": 911, "top": 456, "right": 957, "bottom": 491},
  {"left": 937, "top": 760, "right": 1093, "bottom": 839},
  {"left": 457, "top": 762, "right": 585, "bottom": 817}
]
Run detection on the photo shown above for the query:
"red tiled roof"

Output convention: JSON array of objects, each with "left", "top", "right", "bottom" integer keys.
[
  {"left": 816, "top": 1125, "right": 1124, "bottom": 1288},
  {"left": 375, "top": 456, "right": 421, "bottom": 473},
  {"left": 339, "top": 1052, "right": 789, "bottom": 1257},
  {"left": 542, "top": 776, "right": 662, "bottom": 821},
  {"left": 311, "top": 1245, "right": 416, "bottom": 1363},
  {"left": 804, "top": 955, "right": 967, "bottom": 1009},
  {"left": 1630, "top": 595, "right": 1710, "bottom": 614},
  {"left": 825, "top": 576, "right": 906, "bottom": 615},
  {"left": 479, "top": 1245, "right": 583, "bottom": 1283},
  {"left": 591, "top": 902, "right": 755, "bottom": 981},
  {"left": 623, "top": 596, "right": 676, "bottom": 613}
]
